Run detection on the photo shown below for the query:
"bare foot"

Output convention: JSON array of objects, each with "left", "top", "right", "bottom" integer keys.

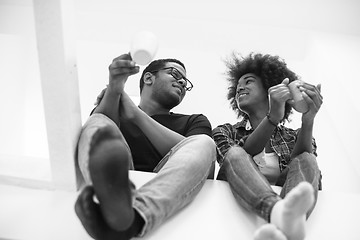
[
  {"left": 270, "top": 182, "right": 315, "bottom": 240},
  {"left": 89, "top": 126, "right": 134, "bottom": 231},
  {"left": 75, "top": 186, "right": 135, "bottom": 240},
  {"left": 254, "top": 224, "right": 287, "bottom": 240}
]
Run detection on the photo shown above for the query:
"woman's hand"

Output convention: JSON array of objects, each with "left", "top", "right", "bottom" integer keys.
[
  {"left": 268, "top": 78, "right": 292, "bottom": 122},
  {"left": 300, "top": 83, "right": 323, "bottom": 124}
]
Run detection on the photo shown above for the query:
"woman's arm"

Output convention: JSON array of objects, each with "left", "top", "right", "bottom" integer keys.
[
  {"left": 291, "top": 83, "right": 322, "bottom": 158},
  {"left": 242, "top": 116, "right": 278, "bottom": 155},
  {"left": 243, "top": 78, "right": 291, "bottom": 156}
]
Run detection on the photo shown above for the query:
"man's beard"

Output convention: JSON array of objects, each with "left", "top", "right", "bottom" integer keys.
[{"left": 153, "top": 91, "right": 182, "bottom": 110}]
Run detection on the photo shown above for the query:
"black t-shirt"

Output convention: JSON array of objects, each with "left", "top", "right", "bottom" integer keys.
[{"left": 120, "top": 112, "right": 212, "bottom": 172}]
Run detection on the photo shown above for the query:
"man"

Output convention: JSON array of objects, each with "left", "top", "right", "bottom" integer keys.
[{"left": 75, "top": 53, "right": 216, "bottom": 239}]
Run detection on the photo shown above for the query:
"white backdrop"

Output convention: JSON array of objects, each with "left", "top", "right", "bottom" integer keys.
[{"left": 1, "top": 0, "right": 359, "bottom": 192}]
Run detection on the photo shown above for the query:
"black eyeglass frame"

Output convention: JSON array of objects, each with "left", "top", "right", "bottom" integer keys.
[{"left": 149, "top": 67, "right": 193, "bottom": 91}]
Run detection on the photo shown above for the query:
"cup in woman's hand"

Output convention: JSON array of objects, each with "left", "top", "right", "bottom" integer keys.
[{"left": 288, "top": 80, "right": 308, "bottom": 113}]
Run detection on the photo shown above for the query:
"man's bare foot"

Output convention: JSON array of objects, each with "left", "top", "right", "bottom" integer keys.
[
  {"left": 75, "top": 186, "right": 135, "bottom": 240},
  {"left": 89, "top": 126, "right": 134, "bottom": 231},
  {"left": 254, "top": 224, "right": 287, "bottom": 240},
  {"left": 270, "top": 182, "right": 314, "bottom": 240}
]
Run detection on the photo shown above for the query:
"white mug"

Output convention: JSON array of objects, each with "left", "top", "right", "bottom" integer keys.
[
  {"left": 288, "top": 80, "right": 308, "bottom": 113},
  {"left": 130, "top": 31, "right": 158, "bottom": 65}
]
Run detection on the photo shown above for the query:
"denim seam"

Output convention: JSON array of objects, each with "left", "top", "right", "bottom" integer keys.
[{"left": 131, "top": 135, "right": 214, "bottom": 236}]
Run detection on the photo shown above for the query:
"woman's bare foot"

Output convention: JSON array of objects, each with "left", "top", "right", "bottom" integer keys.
[
  {"left": 254, "top": 224, "right": 287, "bottom": 240},
  {"left": 89, "top": 126, "right": 134, "bottom": 231},
  {"left": 270, "top": 182, "right": 315, "bottom": 240}
]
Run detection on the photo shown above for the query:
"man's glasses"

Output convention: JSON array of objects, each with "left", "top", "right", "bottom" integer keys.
[{"left": 150, "top": 67, "right": 193, "bottom": 91}]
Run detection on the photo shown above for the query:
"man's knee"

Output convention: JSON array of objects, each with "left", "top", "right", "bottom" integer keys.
[
  {"left": 193, "top": 134, "right": 216, "bottom": 149},
  {"left": 187, "top": 134, "right": 217, "bottom": 177},
  {"left": 77, "top": 114, "right": 124, "bottom": 184},
  {"left": 190, "top": 135, "right": 216, "bottom": 161}
]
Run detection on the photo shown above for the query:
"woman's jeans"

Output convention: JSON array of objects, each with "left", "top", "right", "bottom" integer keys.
[
  {"left": 77, "top": 113, "right": 216, "bottom": 236},
  {"left": 217, "top": 146, "right": 321, "bottom": 222}
]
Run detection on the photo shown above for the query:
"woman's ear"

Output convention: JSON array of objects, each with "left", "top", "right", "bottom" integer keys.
[{"left": 143, "top": 72, "right": 154, "bottom": 85}]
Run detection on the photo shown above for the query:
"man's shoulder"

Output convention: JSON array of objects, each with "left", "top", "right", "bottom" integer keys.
[
  {"left": 170, "top": 112, "right": 205, "bottom": 117},
  {"left": 170, "top": 113, "right": 212, "bottom": 129},
  {"left": 170, "top": 112, "right": 209, "bottom": 120}
]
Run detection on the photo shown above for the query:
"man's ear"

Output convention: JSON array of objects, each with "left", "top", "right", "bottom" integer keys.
[{"left": 143, "top": 72, "right": 154, "bottom": 86}]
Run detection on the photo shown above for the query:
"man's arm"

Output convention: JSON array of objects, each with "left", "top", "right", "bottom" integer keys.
[
  {"left": 93, "top": 54, "right": 139, "bottom": 126},
  {"left": 120, "top": 92, "right": 185, "bottom": 157}
]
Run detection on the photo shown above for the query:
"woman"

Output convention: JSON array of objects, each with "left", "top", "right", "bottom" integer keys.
[{"left": 212, "top": 52, "right": 323, "bottom": 240}]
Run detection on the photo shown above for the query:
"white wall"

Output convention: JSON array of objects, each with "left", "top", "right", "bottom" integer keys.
[
  {"left": 1, "top": 0, "right": 360, "bottom": 192},
  {"left": 0, "top": 1, "right": 47, "bottom": 158}
]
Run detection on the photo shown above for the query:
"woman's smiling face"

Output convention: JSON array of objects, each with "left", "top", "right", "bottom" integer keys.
[{"left": 235, "top": 73, "right": 268, "bottom": 113}]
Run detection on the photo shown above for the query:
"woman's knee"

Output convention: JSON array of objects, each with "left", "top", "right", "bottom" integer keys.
[
  {"left": 217, "top": 146, "right": 247, "bottom": 181},
  {"left": 293, "top": 152, "right": 319, "bottom": 170},
  {"left": 225, "top": 146, "right": 249, "bottom": 164},
  {"left": 290, "top": 153, "right": 321, "bottom": 185}
]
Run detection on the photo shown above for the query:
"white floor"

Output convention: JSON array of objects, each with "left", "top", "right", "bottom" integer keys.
[{"left": 1, "top": 171, "right": 360, "bottom": 240}]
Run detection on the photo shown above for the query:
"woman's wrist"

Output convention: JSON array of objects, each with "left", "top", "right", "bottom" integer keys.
[
  {"left": 266, "top": 113, "right": 280, "bottom": 127},
  {"left": 301, "top": 118, "right": 314, "bottom": 130}
]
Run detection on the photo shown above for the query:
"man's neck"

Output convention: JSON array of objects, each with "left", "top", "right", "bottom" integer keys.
[{"left": 139, "top": 99, "right": 170, "bottom": 116}]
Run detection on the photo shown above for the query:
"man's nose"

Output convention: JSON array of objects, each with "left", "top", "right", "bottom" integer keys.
[{"left": 177, "top": 79, "right": 186, "bottom": 87}]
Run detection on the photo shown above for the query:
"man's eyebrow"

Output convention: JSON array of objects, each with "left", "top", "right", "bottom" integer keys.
[{"left": 174, "top": 68, "right": 186, "bottom": 77}]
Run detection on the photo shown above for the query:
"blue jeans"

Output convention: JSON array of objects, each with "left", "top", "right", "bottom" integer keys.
[
  {"left": 217, "top": 146, "right": 321, "bottom": 222},
  {"left": 77, "top": 113, "right": 216, "bottom": 236}
]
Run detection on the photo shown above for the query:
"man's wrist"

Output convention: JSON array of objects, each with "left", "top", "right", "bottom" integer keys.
[{"left": 108, "top": 81, "right": 125, "bottom": 95}]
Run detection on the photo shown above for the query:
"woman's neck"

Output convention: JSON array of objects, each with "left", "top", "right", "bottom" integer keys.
[
  {"left": 248, "top": 113, "right": 265, "bottom": 129},
  {"left": 247, "top": 105, "right": 269, "bottom": 129}
]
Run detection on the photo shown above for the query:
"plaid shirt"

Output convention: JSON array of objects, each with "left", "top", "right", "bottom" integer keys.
[{"left": 212, "top": 118, "right": 317, "bottom": 172}]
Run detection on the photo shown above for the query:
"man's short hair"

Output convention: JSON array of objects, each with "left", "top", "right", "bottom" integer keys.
[{"left": 139, "top": 59, "right": 186, "bottom": 93}]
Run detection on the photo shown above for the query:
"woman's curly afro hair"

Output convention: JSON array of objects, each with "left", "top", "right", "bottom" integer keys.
[{"left": 224, "top": 52, "right": 299, "bottom": 123}]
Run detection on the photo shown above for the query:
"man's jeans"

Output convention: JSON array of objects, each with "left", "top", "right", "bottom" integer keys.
[
  {"left": 217, "top": 146, "right": 321, "bottom": 222},
  {"left": 77, "top": 113, "right": 216, "bottom": 236}
]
